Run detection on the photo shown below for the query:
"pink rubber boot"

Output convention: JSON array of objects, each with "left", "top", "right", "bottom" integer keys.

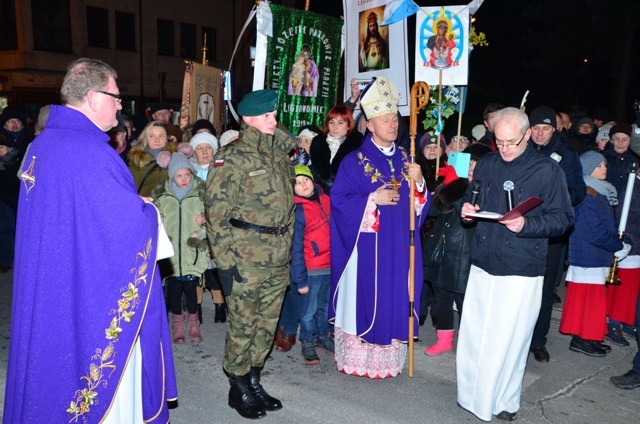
[
  {"left": 172, "top": 314, "right": 185, "bottom": 344},
  {"left": 188, "top": 313, "right": 203, "bottom": 344},
  {"left": 424, "top": 329, "right": 454, "bottom": 356}
]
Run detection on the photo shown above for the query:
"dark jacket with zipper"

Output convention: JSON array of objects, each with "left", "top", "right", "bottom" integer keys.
[
  {"left": 423, "top": 178, "right": 473, "bottom": 293},
  {"left": 530, "top": 131, "right": 586, "bottom": 207},
  {"left": 290, "top": 185, "right": 331, "bottom": 290},
  {"left": 465, "top": 144, "right": 574, "bottom": 277},
  {"left": 568, "top": 187, "right": 623, "bottom": 267}
]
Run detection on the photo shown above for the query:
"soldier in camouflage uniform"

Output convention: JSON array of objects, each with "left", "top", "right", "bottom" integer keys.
[{"left": 205, "top": 89, "right": 296, "bottom": 420}]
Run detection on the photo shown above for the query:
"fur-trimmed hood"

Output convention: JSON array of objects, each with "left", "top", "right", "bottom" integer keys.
[
  {"left": 127, "top": 142, "right": 177, "bottom": 169},
  {"left": 433, "top": 178, "right": 469, "bottom": 213}
]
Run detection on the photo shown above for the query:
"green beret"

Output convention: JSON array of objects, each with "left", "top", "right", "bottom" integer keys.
[{"left": 238, "top": 89, "right": 278, "bottom": 116}]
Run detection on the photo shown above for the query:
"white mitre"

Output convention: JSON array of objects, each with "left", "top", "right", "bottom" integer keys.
[{"left": 359, "top": 76, "right": 399, "bottom": 120}]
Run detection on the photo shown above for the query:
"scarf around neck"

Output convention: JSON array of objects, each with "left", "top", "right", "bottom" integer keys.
[
  {"left": 326, "top": 133, "right": 346, "bottom": 164},
  {"left": 146, "top": 146, "right": 163, "bottom": 160},
  {"left": 584, "top": 175, "right": 618, "bottom": 206},
  {"left": 169, "top": 180, "right": 193, "bottom": 201}
]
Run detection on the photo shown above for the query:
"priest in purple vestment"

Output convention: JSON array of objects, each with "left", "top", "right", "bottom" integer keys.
[
  {"left": 329, "top": 76, "right": 430, "bottom": 378},
  {"left": 3, "top": 58, "right": 177, "bottom": 423}
]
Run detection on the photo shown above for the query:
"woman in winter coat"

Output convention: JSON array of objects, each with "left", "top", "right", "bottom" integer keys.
[
  {"left": 152, "top": 152, "right": 209, "bottom": 344},
  {"left": 127, "top": 121, "right": 177, "bottom": 196},
  {"left": 309, "top": 105, "right": 363, "bottom": 194},
  {"left": 559, "top": 151, "right": 631, "bottom": 357},
  {"left": 422, "top": 143, "right": 491, "bottom": 356},
  {"left": 187, "top": 131, "right": 228, "bottom": 323}
]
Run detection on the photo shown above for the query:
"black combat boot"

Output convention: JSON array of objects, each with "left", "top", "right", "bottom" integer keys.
[
  {"left": 228, "top": 373, "right": 267, "bottom": 419},
  {"left": 214, "top": 303, "right": 227, "bottom": 323},
  {"left": 248, "top": 367, "right": 283, "bottom": 411}
]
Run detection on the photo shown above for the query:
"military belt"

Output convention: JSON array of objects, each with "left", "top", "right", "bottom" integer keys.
[{"left": 229, "top": 218, "right": 289, "bottom": 237}]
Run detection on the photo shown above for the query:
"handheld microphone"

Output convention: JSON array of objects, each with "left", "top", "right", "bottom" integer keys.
[
  {"left": 503, "top": 180, "right": 515, "bottom": 211},
  {"left": 470, "top": 180, "right": 481, "bottom": 206}
]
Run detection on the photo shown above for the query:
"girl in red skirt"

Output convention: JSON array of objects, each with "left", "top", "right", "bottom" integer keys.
[{"left": 559, "top": 151, "right": 631, "bottom": 357}]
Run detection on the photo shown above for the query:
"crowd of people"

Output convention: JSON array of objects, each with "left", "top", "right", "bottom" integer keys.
[{"left": 1, "top": 56, "right": 640, "bottom": 422}]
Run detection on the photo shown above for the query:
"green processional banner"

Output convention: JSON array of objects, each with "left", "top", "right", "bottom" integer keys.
[{"left": 266, "top": 4, "right": 343, "bottom": 135}]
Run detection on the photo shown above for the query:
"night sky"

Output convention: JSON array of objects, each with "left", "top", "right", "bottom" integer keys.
[{"left": 295, "top": 0, "right": 640, "bottom": 126}]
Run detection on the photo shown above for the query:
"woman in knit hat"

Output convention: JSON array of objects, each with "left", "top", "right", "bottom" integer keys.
[
  {"left": 191, "top": 118, "right": 216, "bottom": 137},
  {"left": 567, "top": 116, "right": 597, "bottom": 155},
  {"left": 603, "top": 123, "right": 639, "bottom": 345},
  {"left": 189, "top": 132, "right": 219, "bottom": 181},
  {"left": 187, "top": 131, "right": 227, "bottom": 322},
  {"left": 416, "top": 131, "right": 448, "bottom": 192},
  {"left": 422, "top": 143, "right": 491, "bottom": 356},
  {"left": 559, "top": 151, "right": 631, "bottom": 357},
  {"left": 151, "top": 152, "right": 209, "bottom": 344}
]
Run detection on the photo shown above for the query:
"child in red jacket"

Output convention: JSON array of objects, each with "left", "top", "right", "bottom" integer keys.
[{"left": 292, "top": 165, "right": 333, "bottom": 364}]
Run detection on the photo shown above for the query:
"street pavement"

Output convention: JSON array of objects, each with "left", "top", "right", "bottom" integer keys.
[{"left": 0, "top": 268, "right": 638, "bottom": 423}]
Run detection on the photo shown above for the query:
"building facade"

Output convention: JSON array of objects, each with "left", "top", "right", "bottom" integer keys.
[{"left": 0, "top": 0, "right": 282, "bottom": 121}]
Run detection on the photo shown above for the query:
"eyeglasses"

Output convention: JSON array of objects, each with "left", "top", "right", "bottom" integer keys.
[
  {"left": 451, "top": 136, "right": 470, "bottom": 144},
  {"left": 495, "top": 133, "right": 526, "bottom": 148},
  {"left": 96, "top": 90, "right": 122, "bottom": 104}
]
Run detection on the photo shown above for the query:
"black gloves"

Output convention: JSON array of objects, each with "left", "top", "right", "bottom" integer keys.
[{"left": 217, "top": 266, "right": 242, "bottom": 296}]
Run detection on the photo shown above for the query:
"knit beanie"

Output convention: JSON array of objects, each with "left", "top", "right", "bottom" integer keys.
[
  {"left": 219, "top": 130, "right": 239, "bottom": 147},
  {"left": 472, "top": 124, "right": 486, "bottom": 141},
  {"left": 596, "top": 123, "right": 612, "bottom": 142},
  {"left": 420, "top": 132, "right": 446, "bottom": 153},
  {"left": 189, "top": 132, "right": 219, "bottom": 155},
  {"left": 168, "top": 152, "right": 194, "bottom": 179},
  {"left": 575, "top": 117, "right": 595, "bottom": 133},
  {"left": 528, "top": 106, "right": 556, "bottom": 127},
  {"left": 192, "top": 119, "right": 216, "bottom": 136},
  {"left": 294, "top": 164, "right": 314, "bottom": 181},
  {"left": 580, "top": 151, "right": 605, "bottom": 176},
  {"left": 609, "top": 123, "right": 632, "bottom": 138},
  {"left": 298, "top": 128, "right": 317, "bottom": 140}
]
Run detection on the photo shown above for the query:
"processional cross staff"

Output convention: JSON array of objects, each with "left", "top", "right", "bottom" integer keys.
[{"left": 408, "top": 81, "right": 430, "bottom": 377}]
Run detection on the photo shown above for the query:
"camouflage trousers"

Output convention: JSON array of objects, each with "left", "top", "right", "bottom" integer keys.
[{"left": 223, "top": 264, "right": 290, "bottom": 375}]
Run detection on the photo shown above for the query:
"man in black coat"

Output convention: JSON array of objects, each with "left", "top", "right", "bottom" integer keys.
[
  {"left": 457, "top": 107, "right": 574, "bottom": 422},
  {"left": 527, "top": 106, "right": 586, "bottom": 363}
]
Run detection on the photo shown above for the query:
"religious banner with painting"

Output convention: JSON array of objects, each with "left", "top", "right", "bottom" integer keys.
[
  {"left": 343, "top": 0, "right": 411, "bottom": 116},
  {"left": 179, "top": 62, "right": 224, "bottom": 135},
  {"left": 414, "top": 6, "right": 470, "bottom": 86},
  {"left": 265, "top": 4, "right": 342, "bottom": 135}
]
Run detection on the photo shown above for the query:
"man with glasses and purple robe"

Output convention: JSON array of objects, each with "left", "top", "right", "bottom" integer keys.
[
  {"left": 457, "top": 107, "right": 573, "bottom": 422},
  {"left": 3, "top": 58, "right": 177, "bottom": 423}
]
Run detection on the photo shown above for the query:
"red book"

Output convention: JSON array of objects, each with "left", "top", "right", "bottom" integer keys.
[{"left": 465, "top": 196, "right": 543, "bottom": 221}]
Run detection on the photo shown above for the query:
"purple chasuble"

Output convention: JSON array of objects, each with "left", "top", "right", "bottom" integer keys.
[
  {"left": 329, "top": 134, "right": 429, "bottom": 345},
  {"left": 3, "top": 106, "right": 177, "bottom": 423}
]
